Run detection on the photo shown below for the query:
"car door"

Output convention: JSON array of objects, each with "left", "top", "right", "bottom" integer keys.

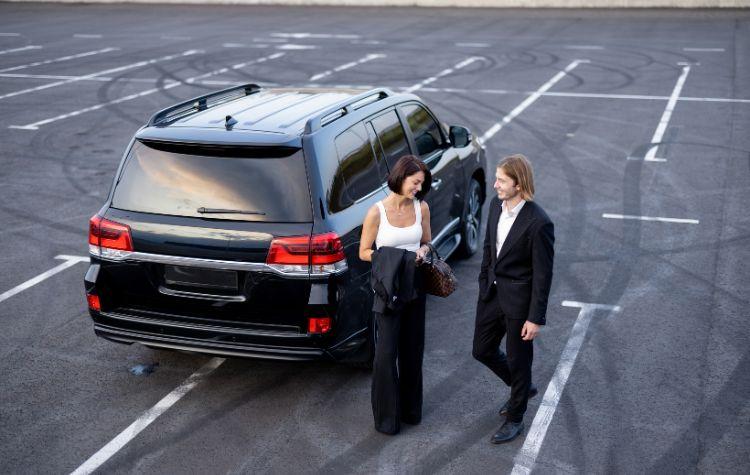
[
  {"left": 326, "top": 121, "right": 390, "bottom": 280},
  {"left": 397, "top": 103, "right": 464, "bottom": 245}
]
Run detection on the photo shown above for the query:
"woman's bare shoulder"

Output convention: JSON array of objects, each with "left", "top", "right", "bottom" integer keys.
[{"left": 364, "top": 204, "right": 380, "bottom": 223}]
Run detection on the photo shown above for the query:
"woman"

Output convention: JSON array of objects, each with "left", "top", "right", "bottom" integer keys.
[{"left": 359, "top": 154, "right": 432, "bottom": 435}]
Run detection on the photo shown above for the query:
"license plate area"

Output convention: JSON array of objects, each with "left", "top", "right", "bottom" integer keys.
[{"left": 164, "top": 265, "right": 238, "bottom": 292}]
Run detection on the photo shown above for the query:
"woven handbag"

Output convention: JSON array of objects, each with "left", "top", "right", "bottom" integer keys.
[{"left": 422, "top": 243, "right": 457, "bottom": 297}]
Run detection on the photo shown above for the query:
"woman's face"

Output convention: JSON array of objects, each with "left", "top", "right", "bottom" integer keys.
[{"left": 400, "top": 171, "right": 425, "bottom": 199}]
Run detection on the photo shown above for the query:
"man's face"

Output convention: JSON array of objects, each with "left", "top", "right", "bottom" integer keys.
[{"left": 494, "top": 168, "right": 520, "bottom": 201}]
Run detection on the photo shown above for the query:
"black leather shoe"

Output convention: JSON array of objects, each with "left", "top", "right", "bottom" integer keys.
[
  {"left": 491, "top": 420, "right": 524, "bottom": 444},
  {"left": 498, "top": 385, "right": 538, "bottom": 417}
]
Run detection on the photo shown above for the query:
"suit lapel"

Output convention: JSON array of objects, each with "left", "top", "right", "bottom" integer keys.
[{"left": 495, "top": 202, "right": 535, "bottom": 265}]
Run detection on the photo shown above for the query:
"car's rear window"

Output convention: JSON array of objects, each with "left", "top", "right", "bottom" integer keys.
[{"left": 111, "top": 140, "right": 312, "bottom": 222}]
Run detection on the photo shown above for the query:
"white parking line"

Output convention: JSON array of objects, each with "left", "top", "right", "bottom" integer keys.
[
  {"left": 9, "top": 52, "right": 285, "bottom": 130},
  {"left": 642, "top": 63, "right": 692, "bottom": 162},
  {"left": 479, "top": 59, "right": 589, "bottom": 144},
  {"left": 0, "top": 255, "right": 88, "bottom": 305},
  {"left": 70, "top": 357, "right": 225, "bottom": 475},
  {"left": 356, "top": 83, "right": 750, "bottom": 104},
  {"left": 0, "top": 33, "right": 21, "bottom": 37},
  {"left": 0, "top": 73, "right": 105, "bottom": 80},
  {"left": 404, "top": 56, "right": 484, "bottom": 94},
  {"left": 196, "top": 79, "right": 243, "bottom": 86},
  {"left": 310, "top": 53, "right": 385, "bottom": 81},
  {"left": 73, "top": 34, "right": 102, "bottom": 39},
  {"left": 0, "top": 47, "right": 119, "bottom": 73},
  {"left": 423, "top": 86, "right": 499, "bottom": 94},
  {"left": 276, "top": 44, "right": 317, "bottom": 50},
  {"left": 0, "top": 49, "right": 200, "bottom": 102},
  {"left": 0, "top": 45, "right": 41, "bottom": 55},
  {"left": 683, "top": 47, "right": 724, "bottom": 52},
  {"left": 539, "top": 91, "right": 668, "bottom": 101},
  {"left": 271, "top": 84, "right": 750, "bottom": 105},
  {"left": 512, "top": 301, "right": 621, "bottom": 475},
  {"left": 455, "top": 42, "right": 490, "bottom": 48},
  {"left": 602, "top": 213, "right": 700, "bottom": 224},
  {"left": 272, "top": 32, "right": 359, "bottom": 39},
  {"left": 563, "top": 45, "right": 604, "bottom": 50},
  {"left": 541, "top": 91, "right": 750, "bottom": 104},
  {"left": 680, "top": 96, "right": 750, "bottom": 104},
  {"left": 0, "top": 72, "right": 172, "bottom": 84}
]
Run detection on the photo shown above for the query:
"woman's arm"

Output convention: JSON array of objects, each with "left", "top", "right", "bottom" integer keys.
[
  {"left": 359, "top": 205, "right": 380, "bottom": 262},
  {"left": 416, "top": 201, "right": 432, "bottom": 262}
]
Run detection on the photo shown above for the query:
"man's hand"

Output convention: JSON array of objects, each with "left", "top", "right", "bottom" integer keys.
[{"left": 521, "top": 321, "right": 541, "bottom": 341}]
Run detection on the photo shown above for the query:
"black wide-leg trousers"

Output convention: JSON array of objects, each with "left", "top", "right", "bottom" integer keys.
[
  {"left": 472, "top": 293, "right": 534, "bottom": 423},
  {"left": 371, "top": 292, "right": 426, "bottom": 435}
]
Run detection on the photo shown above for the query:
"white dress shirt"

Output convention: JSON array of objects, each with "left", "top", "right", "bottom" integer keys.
[{"left": 496, "top": 199, "right": 526, "bottom": 257}]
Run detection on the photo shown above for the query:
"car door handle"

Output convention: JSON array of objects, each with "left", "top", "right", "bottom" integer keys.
[{"left": 431, "top": 178, "right": 443, "bottom": 191}]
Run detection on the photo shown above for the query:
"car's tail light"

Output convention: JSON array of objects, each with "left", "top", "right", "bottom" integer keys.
[
  {"left": 308, "top": 317, "right": 332, "bottom": 334},
  {"left": 86, "top": 294, "right": 101, "bottom": 312},
  {"left": 266, "top": 232, "right": 346, "bottom": 275},
  {"left": 89, "top": 214, "right": 134, "bottom": 260},
  {"left": 309, "top": 233, "right": 346, "bottom": 265}
]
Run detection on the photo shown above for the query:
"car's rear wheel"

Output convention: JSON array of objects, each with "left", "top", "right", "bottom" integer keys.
[{"left": 456, "top": 179, "right": 482, "bottom": 258}]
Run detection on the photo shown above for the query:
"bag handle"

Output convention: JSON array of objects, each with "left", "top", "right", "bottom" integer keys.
[{"left": 424, "top": 242, "right": 441, "bottom": 264}]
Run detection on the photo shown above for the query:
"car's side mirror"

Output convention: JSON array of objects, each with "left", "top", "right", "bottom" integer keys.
[{"left": 449, "top": 125, "right": 472, "bottom": 148}]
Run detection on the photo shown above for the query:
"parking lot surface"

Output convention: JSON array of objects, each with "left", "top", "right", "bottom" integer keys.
[{"left": 1, "top": 4, "right": 748, "bottom": 474}]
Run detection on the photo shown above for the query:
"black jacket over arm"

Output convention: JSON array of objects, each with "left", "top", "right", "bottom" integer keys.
[
  {"left": 371, "top": 247, "right": 418, "bottom": 314},
  {"left": 478, "top": 197, "right": 554, "bottom": 325}
]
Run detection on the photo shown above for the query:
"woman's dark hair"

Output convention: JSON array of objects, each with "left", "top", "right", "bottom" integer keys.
[{"left": 386, "top": 154, "right": 432, "bottom": 200}]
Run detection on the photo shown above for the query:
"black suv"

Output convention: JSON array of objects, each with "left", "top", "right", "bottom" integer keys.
[{"left": 85, "top": 84, "right": 486, "bottom": 366}]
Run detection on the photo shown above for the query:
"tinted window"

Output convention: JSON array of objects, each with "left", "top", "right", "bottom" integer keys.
[
  {"left": 402, "top": 104, "right": 443, "bottom": 158},
  {"left": 366, "top": 122, "right": 390, "bottom": 179},
  {"left": 329, "top": 122, "right": 383, "bottom": 213},
  {"left": 111, "top": 141, "right": 312, "bottom": 222},
  {"left": 370, "top": 110, "right": 411, "bottom": 171}
]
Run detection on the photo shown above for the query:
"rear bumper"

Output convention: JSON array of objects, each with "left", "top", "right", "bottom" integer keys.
[{"left": 91, "top": 310, "right": 368, "bottom": 362}]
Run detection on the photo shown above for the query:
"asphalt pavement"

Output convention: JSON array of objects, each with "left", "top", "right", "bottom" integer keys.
[{"left": 0, "top": 4, "right": 748, "bottom": 474}]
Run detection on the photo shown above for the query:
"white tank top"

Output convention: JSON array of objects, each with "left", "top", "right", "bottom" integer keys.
[{"left": 375, "top": 199, "right": 423, "bottom": 252}]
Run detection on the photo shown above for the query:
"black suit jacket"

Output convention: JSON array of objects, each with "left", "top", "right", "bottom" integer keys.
[
  {"left": 478, "top": 197, "right": 554, "bottom": 325},
  {"left": 371, "top": 247, "right": 418, "bottom": 314}
]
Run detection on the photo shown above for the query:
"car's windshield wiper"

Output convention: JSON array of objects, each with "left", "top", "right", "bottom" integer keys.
[{"left": 197, "top": 207, "right": 266, "bottom": 216}]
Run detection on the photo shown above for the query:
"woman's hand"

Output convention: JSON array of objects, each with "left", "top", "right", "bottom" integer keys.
[{"left": 415, "top": 244, "right": 430, "bottom": 264}]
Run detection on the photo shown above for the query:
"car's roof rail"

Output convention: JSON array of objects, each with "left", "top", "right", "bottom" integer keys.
[
  {"left": 147, "top": 83, "right": 261, "bottom": 127},
  {"left": 304, "top": 88, "right": 392, "bottom": 134}
]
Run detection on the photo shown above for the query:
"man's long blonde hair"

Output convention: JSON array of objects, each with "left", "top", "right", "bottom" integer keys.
[{"left": 498, "top": 154, "right": 535, "bottom": 201}]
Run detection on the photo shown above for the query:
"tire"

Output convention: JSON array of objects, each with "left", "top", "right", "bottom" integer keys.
[{"left": 456, "top": 179, "right": 482, "bottom": 258}]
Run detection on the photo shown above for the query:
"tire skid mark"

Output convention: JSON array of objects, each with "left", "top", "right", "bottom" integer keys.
[
  {"left": 90, "top": 50, "right": 205, "bottom": 127},
  {"left": 102, "top": 368, "right": 295, "bottom": 472},
  {"left": 230, "top": 369, "right": 361, "bottom": 473}
]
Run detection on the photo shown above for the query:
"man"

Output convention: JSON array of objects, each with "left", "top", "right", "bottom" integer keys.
[{"left": 472, "top": 154, "right": 555, "bottom": 444}]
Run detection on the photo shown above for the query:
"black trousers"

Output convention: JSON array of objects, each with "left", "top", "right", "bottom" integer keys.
[
  {"left": 371, "top": 291, "right": 426, "bottom": 435},
  {"left": 472, "top": 291, "right": 534, "bottom": 423}
]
